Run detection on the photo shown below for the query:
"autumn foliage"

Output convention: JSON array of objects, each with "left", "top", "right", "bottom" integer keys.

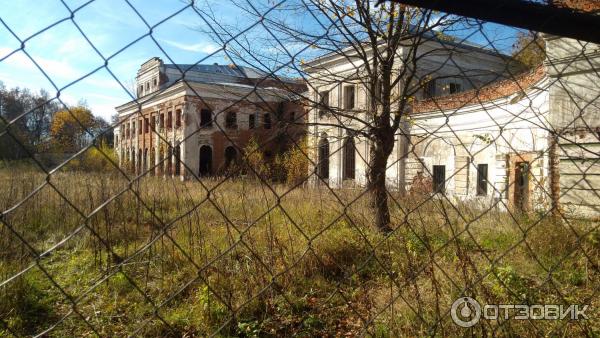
[{"left": 49, "top": 106, "right": 96, "bottom": 153}]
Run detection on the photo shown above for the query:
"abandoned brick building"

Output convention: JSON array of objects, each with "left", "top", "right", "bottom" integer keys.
[
  {"left": 304, "top": 21, "right": 600, "bottom": 217},
  {"left": 114, "top": 57, "right": 305, "bottom": 178}
]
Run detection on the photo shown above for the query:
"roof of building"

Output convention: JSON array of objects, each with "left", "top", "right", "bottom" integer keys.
[
  {"left": 553, "top": 0, "right": 600, "bottom": 13},
  {"left": 162, "top": 63, "right": 298, "bottom": 87},
  {"left": 412, "top": 66, "right": 546, "bottom": 113},
  {"left": 304, "top": 26, "right": 510, "bottom": 68}
]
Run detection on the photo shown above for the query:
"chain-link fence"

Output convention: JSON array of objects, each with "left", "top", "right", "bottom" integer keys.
[{"left": 1, "top": 0, "right": 599, "bottom": 336}]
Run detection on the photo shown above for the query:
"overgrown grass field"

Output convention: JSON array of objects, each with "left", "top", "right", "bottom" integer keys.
[{"left": 0, "top": 162, "right": 598, "bottom": 337}]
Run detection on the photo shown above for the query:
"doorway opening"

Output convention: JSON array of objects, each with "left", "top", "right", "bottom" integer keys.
[{"left": 199, "top": 145, "right": 212, "bottom": 176}]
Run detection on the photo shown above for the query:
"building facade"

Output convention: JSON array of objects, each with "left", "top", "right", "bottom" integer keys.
[
  {"left": 304, "top": 33, "right": 600, "bottom": 217},
  {"left": 114, "top": 58, "right": 305, "bottom": 179}
]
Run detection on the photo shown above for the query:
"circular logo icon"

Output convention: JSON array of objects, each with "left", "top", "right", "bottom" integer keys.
[{"left": 451, "top": 297, "right": 481, "bottom": 327}]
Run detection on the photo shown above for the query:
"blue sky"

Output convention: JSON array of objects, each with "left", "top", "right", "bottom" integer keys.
[
  {"left": 0, "top": 0, "right": 231, "bottom": 120},
  {"left": 0, "top": 1, "right": 519, "bottom": 121}
]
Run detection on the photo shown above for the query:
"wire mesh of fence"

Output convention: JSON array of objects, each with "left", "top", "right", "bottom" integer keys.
[{"left": 0, "top": 0, "right": 599, "bottom": 336}]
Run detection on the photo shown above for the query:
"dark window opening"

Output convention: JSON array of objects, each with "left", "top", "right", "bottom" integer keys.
[
  {"left": 344, "top": 85, "right": 355, "bottom": 110},
  {"left": 477, "top": 164, "right": 488, "bottom": 196},
  {"left": 318, "top": 91, "right": 329, "bottom": 117},
  {"left": 424, "top": 79, "right": 436, "bottom": 98},
  {"left": 144, "top": 117, "right": 149, "bottom": 133},
  {"left": 158, "top": 148, "right": 164, "bottom": 174},
  {"left": 167, "top": 112, "right": 172, "bottom": 129},
  {"left": 150, "top": 148, "right": 155, "bottom": 175},
  {"left": 343, "top": 137, "right": 356, "bottom": 180},
  {"left": 225, "top": 111, "right": 237, "bottom": 129},
  {"left": 174, "top": 145, "right": 181, "bottom": 176},
  {"left": 199, "top": 145, "right": 212, "bottom": 176},
  {"left": 249, "top": 114, "right": 256, "bottom": 129},
  {"left": 175, "top": 109, "right": 182, "bottom": 128},
  {"left": 264, "top": 113, "right": 272, "bottom": 129},
  {"left": 159, "top": 113, "right": 165, "bottom": 129},
  {"left": 167, "top": 147, "right": 173, "bottom": 174},
  {"left": 224, "top": 146, "right": 237, "bottom": 168},
  {"left": 515, "top": 162, "right": 530, "bottom": 211},
  {"left": 144, "top": 148, "right": 148, "bottom": 172},
  {"left": 449, "top": 82, "right": 462, "bottom": 94},
  {"left": 200, "top": 109, "right": 212, "bottom": 127},
  {"left": 150, "top": 116, "right": 156, "bottom": 132},
  {"left": 433, "top": 165, "right": 446, "bottom": 194},
  {"left": 138, "top": 120, "right": 142, "bottom": 134},
  {"left": 318, "top": 138, "right": 330, "bottom": 179},
  {"left": 131, "top": 150, "right": 135, "bottom": 171}
]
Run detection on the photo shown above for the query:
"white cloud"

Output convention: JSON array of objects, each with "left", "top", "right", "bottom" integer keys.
[
  {"left": 0, "top": 47, "right": 80, "bottom": 80},
  {"left": 80, "top": 76, "right": 125, "bottom": 91},
  {"left": 89, "top": 102, "right": 118, "bottom": 121},
  {"left": 159, "top": 39, "right": 221, "bottom": 54}
]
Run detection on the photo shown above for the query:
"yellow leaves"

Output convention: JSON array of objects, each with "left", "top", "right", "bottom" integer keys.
[
  {"left": 345, "top": 5, "right": 355, "bottom": 17},
  {"left": 50, "top": 106, "right": 95, "bottom": 152}
]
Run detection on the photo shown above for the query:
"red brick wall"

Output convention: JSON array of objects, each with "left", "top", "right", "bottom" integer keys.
[{"left": 413, "top": 66, "right": 545, "bottom": 113}]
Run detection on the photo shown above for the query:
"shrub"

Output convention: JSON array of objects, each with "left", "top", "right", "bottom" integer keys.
[
  {"left": 280, "top": 137, "right": 309, "bottom": 185},
  {"left": 66, "top": 143, "right": 117, "bottom": 172}
]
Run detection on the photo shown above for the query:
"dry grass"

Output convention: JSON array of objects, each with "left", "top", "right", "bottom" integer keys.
[{"left": 0, "top": 162, "right": 599, "bottom": 337}]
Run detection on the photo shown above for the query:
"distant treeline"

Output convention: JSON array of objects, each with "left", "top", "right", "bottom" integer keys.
[{"left": 0, "top": 82, "right": 114, "bottom": 160}]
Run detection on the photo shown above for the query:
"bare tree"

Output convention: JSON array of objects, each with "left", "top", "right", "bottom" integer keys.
[{"left": 195, "top": 0, "right": 505, "bottom": 232}]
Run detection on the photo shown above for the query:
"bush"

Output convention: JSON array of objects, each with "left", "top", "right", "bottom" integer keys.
[
  {"left": 280, "top": 137, "right": 309, "bottom": 185},
  {"left": 66, "top": 143, "right": 117, "bottom": 172}
]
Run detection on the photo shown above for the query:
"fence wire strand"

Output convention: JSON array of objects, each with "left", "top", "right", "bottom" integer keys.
[{"left": 0, "top": 0, "right": 599, "bottom": 337}]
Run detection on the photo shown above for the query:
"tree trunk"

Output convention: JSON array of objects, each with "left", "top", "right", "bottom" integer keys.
[{"left": 367, "top": 137, "right": 394, "bottom": 233}]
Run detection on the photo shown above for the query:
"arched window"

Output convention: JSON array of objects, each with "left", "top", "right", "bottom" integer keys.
[
  {"left": 158, "top": 147, "right": 164, "bottom": 174},
  {"left": 343, "top": 137, "right": 356, "bottom": 180},
  {"left": 318, "top": 137, "right": 329, "bottom": 179},
  {"left": 167, "top": 147, "right": 173, "bottom": 174},
  {"left": 225, "top": 111, "right": 237, "bottom": 129},
  {"left": 143, "top": 148, "right": 148, "bottom": 173},
  {"left": 224, "top": 146, "right": 237, "bottom": 168},
  {"left": 150, "top": 147, "right": 155, "bottom": 175},
  {"left": 174, "top": 145, "right": 181, "bottom": 176}
]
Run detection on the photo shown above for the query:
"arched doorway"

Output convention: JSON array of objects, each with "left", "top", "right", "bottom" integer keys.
[
  {"left": 150, "top": 147, "right": 155, "bottom": 175},
  {"left": 224, "top": 146, "right": 237, "bottom": 169},
  {"left": 199, "top": 145, "right": 212, "bottom": 176},
  {"left": 343, "top": 137, "right": 356, "bottom": 180},
  {"left": 174, "top": 145, "right": 181, "bottom": 176},
  {"left": 318, "top": 137, "right": 329, "bottom": 179}
]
